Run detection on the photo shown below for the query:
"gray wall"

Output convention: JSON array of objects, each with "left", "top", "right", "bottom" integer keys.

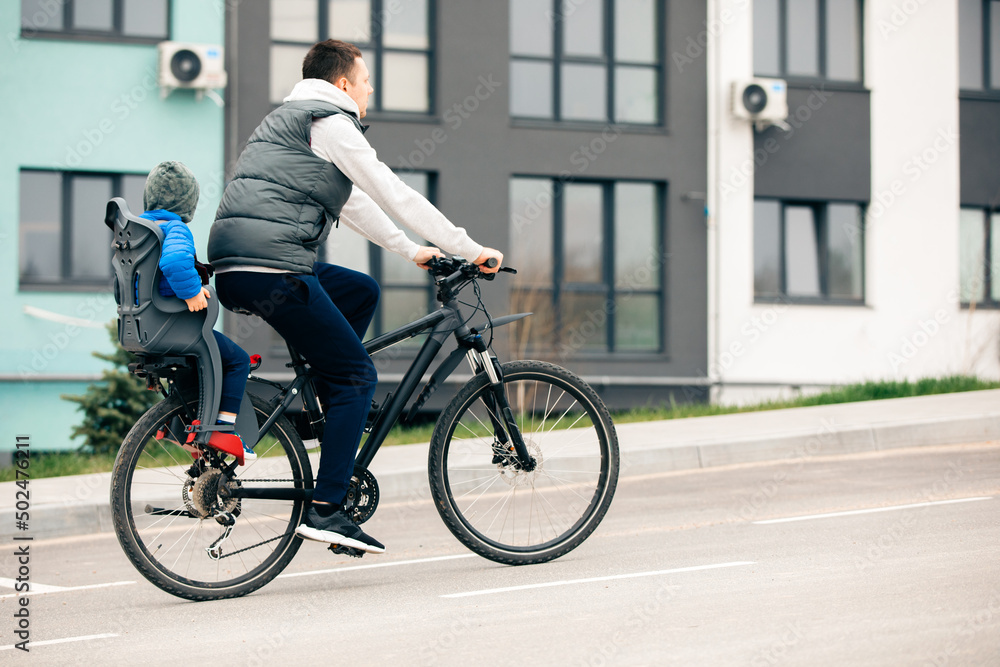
[
  {"left": 222, "top": 0, "right": 710, "bottom": 409},
  {"left": 755, "top": 85, "right": 871, "bottom": 202},
  {"left": 960, "top": 97, "right": 1000, "bottom": 207}
]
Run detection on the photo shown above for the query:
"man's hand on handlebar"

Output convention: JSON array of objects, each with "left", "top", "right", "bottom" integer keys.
[
  {"left": 474, "top": 248, "right": 504, "bottom": 274},
  {"left": 413, "top": 246, "right": 445, "bottom": 270},
  {"left": 184, "top": 287, "right": 211, "bottom": 312}
]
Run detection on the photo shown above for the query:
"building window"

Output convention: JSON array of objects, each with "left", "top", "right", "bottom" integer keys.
[
  {"left": 20, "top": 0, "right": 169, "bottom": 41},
  {"left": 509, "top": 0, "right": 661, "bottom": 124},
  {"left": 19, "top": 169, "right": 146, "bottom": 289},
  {"left": 754, "top": 199, "right": 864, "bottom": 303},
  {"left": 753, "top": 0, "right": 862, "bottom": 82},
  {"left": 960, "top": 0, "right": 1000, "bottom": 90},
  {"left": 270, "top": 0, "right": 433, "bottom": 111},
  {"left": 323, "top": 171, "right": 435, "bottom": 345},
  {"left": 508, "top": 177, "right": 665, "bottom": 356},
  {"left": 959, "top": 207, "right": 1000, "bottom": 305}
]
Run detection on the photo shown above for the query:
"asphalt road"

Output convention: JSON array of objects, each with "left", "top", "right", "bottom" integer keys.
[{"left": 2, "top": 442, "right": 998, "bottom": 666}]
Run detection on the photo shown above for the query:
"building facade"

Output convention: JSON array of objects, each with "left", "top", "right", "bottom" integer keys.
[
  {"left": 5, "top": 0, "right": 998, "bottom": 452},
  {"left": 225, "top": 0, "right": 710, "bottom": 411},
  {"left": 1, "top": 0, "right": 225, "bottom": 452},
  {"left": 224, "top": 0, "right": 1000, "bottom": 412},
  {"left": 711, "top": 0, "right": 1000, "bottom": 404}
]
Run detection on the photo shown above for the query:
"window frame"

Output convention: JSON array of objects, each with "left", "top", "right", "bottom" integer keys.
[
  {"left": 270, "top": 0, "right": 437, "bottom": 117},
  {"left": 960, "top": 0, "right": 1000, "bottom": 94},
  {"left": 509, "top": 0, "right": 665, "bottom": 128},
  {"left": 18, "top": 169, "right": 145, "bottom": 292},
  {"left": 753, "top": 197, "right": 866, "bottom": 306},
  {"left": 753, "top": 0, "right": 865, "bottom": 85},
  {"left": 959, "top": 206, "right": 1000, "bottom": 307},
  {"left": 20, "top": 0, "right": 171, "bottom": 44},
  {"left": 509, "top": 176, "right": 667, "bottom": 357}
]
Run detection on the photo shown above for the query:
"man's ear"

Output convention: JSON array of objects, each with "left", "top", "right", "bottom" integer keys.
[{"left": 334, "top": 76, "right": 349, "bottom": 91}]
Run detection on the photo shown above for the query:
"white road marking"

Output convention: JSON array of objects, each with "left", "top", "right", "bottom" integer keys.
[
  {"left": 440, "top": 561, "right": 756, "bottom": 598},
  {"left": 0, "top": 579, "right": 64, "bottom": 594},
  {"left": 277, "top": 553, "right": 476, "bottom": 579},
  {"left": 753, "top": 496, "right": 994, "bottom": 525},
  {"left": 0, "top": 580, "right": 135, "bottom": 600},
  {"left": 0, "top": 633, "right": 118, "bottom": 651}
]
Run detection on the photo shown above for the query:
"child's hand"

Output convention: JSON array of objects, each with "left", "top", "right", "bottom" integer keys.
[{"left": 185, "top": 287, "right": 211, "bottom": 312}]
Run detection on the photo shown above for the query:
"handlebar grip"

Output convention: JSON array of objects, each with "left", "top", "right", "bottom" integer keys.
[{"left": 483, "top": 257, "right": 499, "bottom": 269}]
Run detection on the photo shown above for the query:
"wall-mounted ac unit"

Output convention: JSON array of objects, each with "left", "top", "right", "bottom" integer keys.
[
  {"left": 158, "top": 42, "right": 227, "bottom": 97},
  {"left": 731, "top": 78, "right": 789, "bottom": 131}
]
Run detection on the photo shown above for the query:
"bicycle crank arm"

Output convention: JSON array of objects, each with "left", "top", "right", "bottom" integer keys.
[{"left": 144, "top": 505, "right": 196, "bottom": 518}]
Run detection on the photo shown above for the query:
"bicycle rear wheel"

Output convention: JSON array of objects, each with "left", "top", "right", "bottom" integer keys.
[
  {"left": 428, "top": 360, "right": 618, "bottom": 565},
  {"left": 110, "top": 392, "right": 312, "bottom": 600}
]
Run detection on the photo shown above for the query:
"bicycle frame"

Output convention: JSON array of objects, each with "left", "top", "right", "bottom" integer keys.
[{"left": 230, "top": 292, "right": 530, "bottom": 503}]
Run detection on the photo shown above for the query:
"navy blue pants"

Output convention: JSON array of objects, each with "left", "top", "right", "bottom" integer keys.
[
  {"left": 212, "top": 330, "right": 250, "bottom": 415},
  {"left": 216, "top": 263, "right": 379, "bottom": 505}
]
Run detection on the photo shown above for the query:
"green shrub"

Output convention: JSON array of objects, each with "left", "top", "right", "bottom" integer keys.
[{"left": 61, "top": 322, "right": 162, "bottom": 455}]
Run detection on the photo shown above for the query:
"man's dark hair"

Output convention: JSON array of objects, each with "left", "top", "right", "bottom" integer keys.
[{"left": 302, "top": 39, "right": 363, "bottom": 84}]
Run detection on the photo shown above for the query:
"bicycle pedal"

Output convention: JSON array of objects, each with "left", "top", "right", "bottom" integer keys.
[{"left": 327, "top": 544, "right": 365, "bottom": 559}]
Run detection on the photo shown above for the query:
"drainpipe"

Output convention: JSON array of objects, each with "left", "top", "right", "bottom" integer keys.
[{"left": 705, "top": 0, "right": 722, "bottom": 403}]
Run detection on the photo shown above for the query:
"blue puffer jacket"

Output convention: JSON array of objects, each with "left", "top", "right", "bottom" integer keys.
[{"left": 140, "top": 210, "right": 203, "bottom": 300}]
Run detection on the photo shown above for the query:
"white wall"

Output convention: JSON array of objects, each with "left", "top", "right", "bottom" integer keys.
[{"left": 709, "top": 0, "right": 1000, "bottom": 404}]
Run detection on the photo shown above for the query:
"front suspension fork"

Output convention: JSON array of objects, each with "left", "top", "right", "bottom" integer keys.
[{"left": 469, "top": 348, "right": 536, "bottom": 472}]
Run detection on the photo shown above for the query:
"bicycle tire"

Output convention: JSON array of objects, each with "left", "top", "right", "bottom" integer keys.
[
  {"left": 110, "top": 392, "right": 312, "bottom": 601},
  {"left": 428, "top": 360, "right": 619, "bottom": 565}
]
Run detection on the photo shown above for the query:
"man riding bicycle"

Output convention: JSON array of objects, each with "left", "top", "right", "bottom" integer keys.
[{"left": 208, "top": 39, "right": 503, "bottom": 554}]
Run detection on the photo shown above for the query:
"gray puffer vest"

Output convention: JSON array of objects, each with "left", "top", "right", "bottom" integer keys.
[{"left": 208, "top": 100, "right": 364, "bottom": 273}]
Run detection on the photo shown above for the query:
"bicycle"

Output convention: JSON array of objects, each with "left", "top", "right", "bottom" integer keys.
[{"left": 109, "top": 242, "right": 619, "bottom": 601}]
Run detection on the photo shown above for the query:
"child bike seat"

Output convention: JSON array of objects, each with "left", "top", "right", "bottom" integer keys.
[{"left": 104, "top": 197, "right": 224, "bottom": 445}]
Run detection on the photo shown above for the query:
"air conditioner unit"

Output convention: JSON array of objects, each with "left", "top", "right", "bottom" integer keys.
[
  {"left": 731, "top": 78, "right": 789, "bottom": 131},
  {"left": 158, "top": 42, "right": 227, "bottom": 96}
]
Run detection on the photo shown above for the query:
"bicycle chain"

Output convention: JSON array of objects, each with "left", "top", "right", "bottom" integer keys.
[
  {"left": 202, "top": 477, "right": 313, "bottom": 559},
  {"left": 214, "top": 531, "right": 296, "bottom": 560}
]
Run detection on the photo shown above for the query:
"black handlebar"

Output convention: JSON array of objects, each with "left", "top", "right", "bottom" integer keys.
[
  {"left": 426, "top": 256, "right": 516, "bottom": 301},
  {"left": 426, "top": 256, "right": 515, "bottom": 278}
]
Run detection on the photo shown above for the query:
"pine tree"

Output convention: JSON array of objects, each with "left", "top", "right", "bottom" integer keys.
[{"left": 62, "top": 322, "right": 162, "bottom": 455}]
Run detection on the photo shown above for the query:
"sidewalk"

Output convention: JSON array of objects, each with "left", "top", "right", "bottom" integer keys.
[{"left": 3, "top": 389, "right": 999, "bottom": 540}]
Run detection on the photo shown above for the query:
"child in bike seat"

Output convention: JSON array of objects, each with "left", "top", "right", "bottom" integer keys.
[{"left": 141, "top": 161, "right": 256, "bottom": 463}]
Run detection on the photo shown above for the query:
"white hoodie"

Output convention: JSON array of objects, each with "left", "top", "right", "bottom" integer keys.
[{"left": 283, "top": 78, "right": 484, "bottom": 263}]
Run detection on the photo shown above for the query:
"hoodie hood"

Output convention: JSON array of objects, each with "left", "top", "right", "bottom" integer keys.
[{"left": 284, "top": 78, "right": 361, "bottom": 119}]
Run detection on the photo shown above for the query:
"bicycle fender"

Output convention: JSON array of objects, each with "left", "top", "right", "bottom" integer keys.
[
  {"left": 405, "top": 314, "right": 532, "bottom": 421},
  {"left": 475, "top": 312, "right": 532, "bottom": 332},
  {"left": 235, "top": 391, "right": 260, "bottom": 448}
]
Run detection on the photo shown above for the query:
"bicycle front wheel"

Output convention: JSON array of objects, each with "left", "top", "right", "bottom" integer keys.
[
  {"left": 428, "top": 360, "right": 619, "bottom": 565},
  {"left": 110, "top": 392, "right": 312, "bottom": 601}
]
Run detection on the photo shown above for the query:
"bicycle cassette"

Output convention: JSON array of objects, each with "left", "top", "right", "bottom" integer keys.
[
  {"left": 344, "top": 465, "right": 379, "bottom": 524},
  {"left": 182, "top": 469, "right": 240, "bottom": 519}
]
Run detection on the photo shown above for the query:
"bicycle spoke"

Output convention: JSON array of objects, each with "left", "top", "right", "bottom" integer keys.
[{"left": 456, "top": 473, "right": 504, "bottom": 506}]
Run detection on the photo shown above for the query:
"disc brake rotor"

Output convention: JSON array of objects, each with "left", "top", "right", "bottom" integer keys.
[{"left": 497, "top": 440, "right": 543, "bottom": 487}]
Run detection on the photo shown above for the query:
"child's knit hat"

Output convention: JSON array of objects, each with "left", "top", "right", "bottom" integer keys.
[{"left": 143, "top": 161, "right": 200, "bottom": 222}]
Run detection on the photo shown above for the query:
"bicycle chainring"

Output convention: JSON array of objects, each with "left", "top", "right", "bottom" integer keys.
[{"left": 344, "top": 466, "right": 379, "bottom": 524}]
